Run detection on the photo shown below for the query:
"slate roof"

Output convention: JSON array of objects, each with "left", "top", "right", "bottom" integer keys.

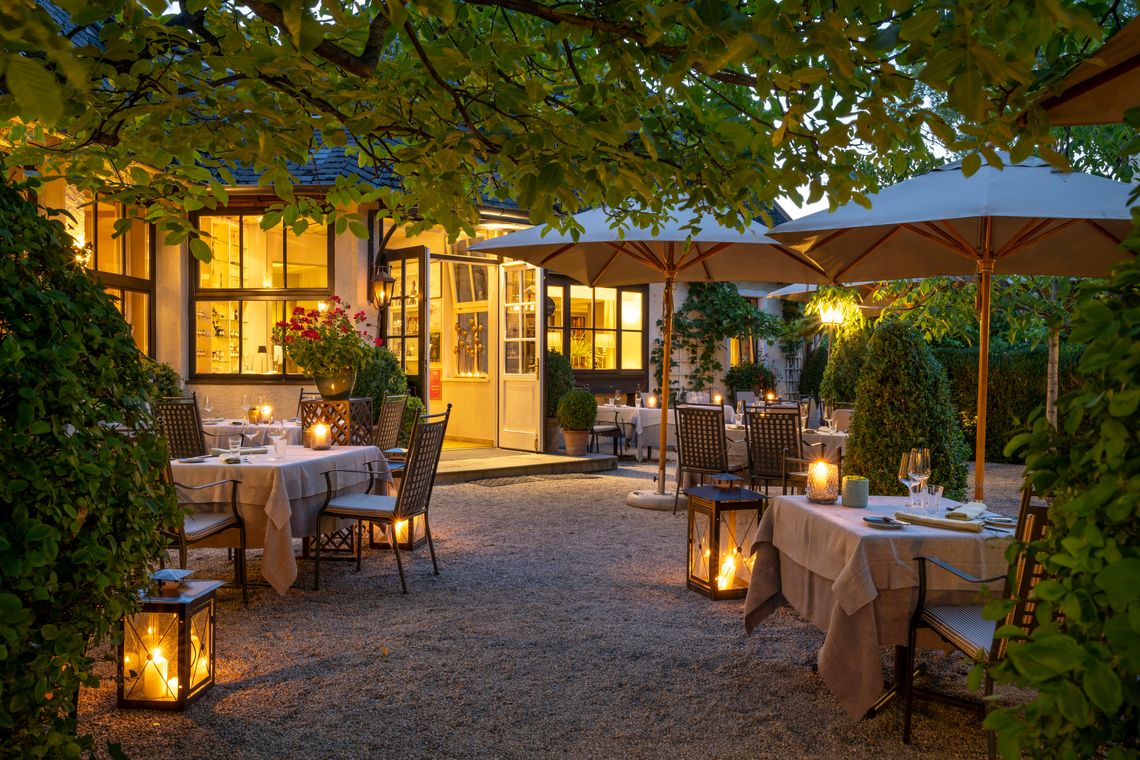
[{"left": 38, "top": 0, "right": 103, "bottom": 50}]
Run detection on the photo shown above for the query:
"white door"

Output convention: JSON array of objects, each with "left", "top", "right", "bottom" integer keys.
[{"left": 498, "top": 263, "right": 542, "bottom": 451}]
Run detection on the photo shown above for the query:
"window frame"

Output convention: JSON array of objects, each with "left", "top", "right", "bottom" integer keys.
[
  {"left": 83, "top": 200, "right": 156, "bottom": 357},
  {"left": 545, "top": 274, "right": 648, "bottom": 389},
  {"left": 188, "top": 210, "right": 335, "bottom": 382}
]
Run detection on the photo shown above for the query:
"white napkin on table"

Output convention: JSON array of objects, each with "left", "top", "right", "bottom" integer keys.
[
  {"left": 895, "top": 511, "right": 983, "bottom": 532},
  {"left": 947, "top": 501, "right": 987, "bottom": 520}
]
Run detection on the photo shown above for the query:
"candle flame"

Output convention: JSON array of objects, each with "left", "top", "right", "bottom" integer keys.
[
  {"left": 811, "top": 460, "right": 830, "bottom": 480},
  {"left": 716, "top": 548, "right": 739, "bottom": 590},
  {"left": 395, "top": 519, "right": 409, "bottom": 543}
]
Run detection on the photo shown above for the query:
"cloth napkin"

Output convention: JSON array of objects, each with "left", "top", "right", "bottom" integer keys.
[
  {"left": 895, "top": 511, "right": 983, "bottom": 532},
  {"left": 947, "top": 501, "right": 987, "bottom": 520},
  {"left": 210, "top": 447, "right": 268, "bottom": 456}
]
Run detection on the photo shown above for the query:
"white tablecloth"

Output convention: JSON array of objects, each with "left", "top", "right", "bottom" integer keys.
[
  {"left": 597, "top": 404, "right": 736, "bottom": 461},
  {"left": 171, "top": 445, "right": 388, "bottom": 594},
  {"left": 202, "top": 419, "right": 304, "bottom": 446},
  {"left": 743, "top": 495, "right": 1010, "bottom": 718}
]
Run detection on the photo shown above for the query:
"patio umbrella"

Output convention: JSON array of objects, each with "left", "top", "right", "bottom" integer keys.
[
  {"left": 766, "top": 281, "right": 887, "bottom": 316},
  {"left": 1038, "top": 18, "right": 1140, "bottom": 126},
  {"left": 471, "top": 206, "right": 830, "bottom": 501},
  {"left": 771, "top": 155, "right": 1135, "bottom": 499}
]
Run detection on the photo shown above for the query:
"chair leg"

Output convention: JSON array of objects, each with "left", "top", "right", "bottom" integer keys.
[
  {"left": 237, "top": 527, "right": 249, "bottom": 606},
  {"left": 673, "top": 470, "right": 683, "bottom": 515},
  {"left": 985, "top": 673, "right": 996, "bottom": 760},
  {"left": 313, "top": 519, "right": 322, "bottom": 591},
  {"left": 902, "top": 626, "right": 918, "bottom": 744},
  {"left": 390, "top": 523, "right": 408, "bottom": 594},
  {"left": 425, "top": 514, "right": 439, "bottom": 576},
  {"left": 355, "top": 520, "right": 364, "bottom": 573},
  {"left": 178, "top": 534, "right": 188, "bottom": 570}
]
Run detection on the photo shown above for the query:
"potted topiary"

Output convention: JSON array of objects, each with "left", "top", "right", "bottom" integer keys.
[
  {"left": 544, "top": 350, "right": 574, "bottom": 452},
  {"left": 557, "top": 388, "right": 597, "bottom": 456}
]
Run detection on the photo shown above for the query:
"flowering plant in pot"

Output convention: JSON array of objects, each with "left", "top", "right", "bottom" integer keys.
[
  {"left": 557, "top": 389, "right": 597, "bottom": 456},
  {"left": 273, "top": 295, "right": 380, "bottom": 399}
]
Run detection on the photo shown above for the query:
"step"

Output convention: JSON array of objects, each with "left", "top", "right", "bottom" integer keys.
[{"left": 434, "top": 451, "right": 617, "bottom": 485}]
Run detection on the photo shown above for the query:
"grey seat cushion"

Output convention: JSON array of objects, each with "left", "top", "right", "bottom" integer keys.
[
  {"left": 325, "top": 493, "right": 397, "bottom": 518},
  {"left": 184, "top": 511, "right": 238, "bottom": 541},
  {"left": 922, "top": 605, "right": 995, "bottom": 655}
]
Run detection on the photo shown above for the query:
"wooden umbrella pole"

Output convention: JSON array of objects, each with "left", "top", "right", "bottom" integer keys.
[
  {"left": 656, "top": 273, "right": 675, "bottom": 495},
  {"left": 974, "top": 254, "right": 995, "bottom": 501}
]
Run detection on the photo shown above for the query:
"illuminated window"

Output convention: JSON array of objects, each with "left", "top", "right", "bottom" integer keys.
[{"left": 547, "top": 277, "right": 644, "bottom": 374}]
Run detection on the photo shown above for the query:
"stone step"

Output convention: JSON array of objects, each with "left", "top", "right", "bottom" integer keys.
[{"left": 434, "top": 450, "right": 617, "bottom": 485}]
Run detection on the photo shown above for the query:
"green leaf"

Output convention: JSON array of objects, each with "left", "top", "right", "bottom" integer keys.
[
  {"left": 188, "top": 237, "right": 212, "bottom": 262},
  {"left": 1056, "top": 679, "right": 1090, "bottom": 726},
  {"left": 899, "top": 9, "right": 940, "bottom": 41},
  {"left": 1095, "top": 559, "right": 1140, "bottom": 603},
  {"left": 961, "top": 153, "right": 982, "bottom": 177},
  {"left": 6, "top": 57, "right": 62, "bottom": 126},
  {"left": 282, "top": 1, "right": 303, "bottom": 47},
  {"left": 1082, "top": 660, "right": 1123, "bottom": 714}
]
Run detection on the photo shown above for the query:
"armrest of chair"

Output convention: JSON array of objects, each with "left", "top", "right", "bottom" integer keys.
[
  {"left": 172, "top": 478, "right": 242, "bottom": 520},
  {"left": 915, "top": 555, "right": 1005, "bottom": 586},
  {"left": 319, "top": 464, "right": 379, "bottom": 506}
]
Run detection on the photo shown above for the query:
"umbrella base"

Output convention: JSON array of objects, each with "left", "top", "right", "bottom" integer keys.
[{"left": 626, "top": 489, "right": 680, "bottom": 511}]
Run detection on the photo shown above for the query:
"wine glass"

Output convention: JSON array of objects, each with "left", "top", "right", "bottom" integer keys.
[
  {"left": 238, "top": 394, "right": 250, "bottom": 422},
  {"left": 898, "top": 451, "right": 917, "bottom": 508},
  {"left": 202, "top": 394, "right": 213, "bottom": 419},
  {"left": 267, "top": 419, "right": 287, "bottom": 461},
  {"left": 822, "top": 405, "right": 835, "bottom": 432},
  {"left": 909, "top": 447, "right": 932, "bottom": 511}
]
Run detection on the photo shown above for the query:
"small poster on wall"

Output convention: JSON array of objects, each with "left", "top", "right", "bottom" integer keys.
[{"left": 429, "top": 368, "right": 442, "bottom": 400}]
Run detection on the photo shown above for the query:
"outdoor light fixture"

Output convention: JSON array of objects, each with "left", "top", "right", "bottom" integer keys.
[
  {"left": 309, "top": 422, "right": 331, "bottom": 450},
  {"left": 370, "top": 514, "right": 427, "bottom": 551},
  {"left": 369, "top": 261, "right": 397, "bottom": 310},
  {"left": 686, "top": 481, "right": 764, "bottom": 600},
  {"left": 118, "top": 569, "right": 222, "bottom": 710},
  {"left": 818, "top": 304, "right": 845, "bottom": 327},
  {"left": 806, "top": 460, "right": 839, "bottom": 503}
]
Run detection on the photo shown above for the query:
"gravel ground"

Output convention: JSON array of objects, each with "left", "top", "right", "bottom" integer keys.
[{"left": 79, "top": 461, "right": 1028, "bottom": 759}]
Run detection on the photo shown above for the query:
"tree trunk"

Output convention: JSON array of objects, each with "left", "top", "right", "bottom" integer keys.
[{"left": 1046, "top": 327, "right": 1060, "bottom": 427}]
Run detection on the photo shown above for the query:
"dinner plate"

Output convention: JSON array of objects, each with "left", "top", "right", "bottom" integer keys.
[
  {"left": 863, "top": 515, "right": 904, "bottom": 530},
  {"left": 176, "top": 457, "right": 207, "bottom": 464}
]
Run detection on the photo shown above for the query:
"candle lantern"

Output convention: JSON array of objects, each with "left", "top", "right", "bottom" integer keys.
[
  {"left": 712, "top": 393, "right": 723, "bottom": 406},
  {"left": 369, "top": 514, "right": 428, "bottom": 550},
  {"left": 686, "top": 483, "right": 765, "bottom": 600},
  {"left": 259, "top": 404, "right": 273, "bottom": 424},
  {"left": 647, "top": 394, "right": 658, "bottom": 408},
  {"left": 309, "top": 422, "right": 332, "bottom": 450},
  {"left": 806, "top": 460, "right": 839, "bottom": 503},
  {"left": 118, "top": 569, "right": 223, "bottom": 710}
]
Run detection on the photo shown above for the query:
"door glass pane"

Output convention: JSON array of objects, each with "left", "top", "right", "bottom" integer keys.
[
  {"left": 506, "top": 268, "right": 521, "bottom": 303},
  {"left": 505, "top": 342, "right": 519, "bottom": 374},
  {"left": 546, "top": 285, "right": 564, "bottom": 328},
  {"left": 621, "top": 291, "right": 643, "bottom": 330},
  {"left": 547, "top": 330, "right": 563, "bottom": 353},
  {"left": 288, "top": 224, "right": 327, "bottom": 288},
  {"left": 569, "top": 285, "right": 592, "bottom": 329},
  {"left": 95, "top": 202, "right": 122, "bottom": 275},
  {"left": 199, "top": 216, "right": 240, "bottom": 288},
  {"left": 621, "top": 331, "right": 643, "bottom": 370},
  {"left": 522, "top": 341, "right": 536, "bottom": 374}
]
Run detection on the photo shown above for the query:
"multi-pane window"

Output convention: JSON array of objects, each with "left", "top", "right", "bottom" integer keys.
[
  {"left": 503, "top": 266, "right": 537, "bottom": 374},
  {"left": 546, "top": 278, "right": 644, "bottom": 373},
  {"left": 191, "top": 213, "right": 331, "bottom": 377}
]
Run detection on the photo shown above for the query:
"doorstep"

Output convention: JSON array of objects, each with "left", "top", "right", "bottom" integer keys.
[{"left": 434, "top": 447, "right": 617, "bottom": 485}]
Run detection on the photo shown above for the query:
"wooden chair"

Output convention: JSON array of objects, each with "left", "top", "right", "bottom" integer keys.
[
  {"left": 673, "top": 404, "right": 743, "bottom": 514},
  {"left": 313, "top": 405, "right": 451, "bottom": 593},
  {"left": 296, "top": 388, "right": 321, "bottom": 418},
  {"left": 589, "top": 412, "right": 626, "bottom": 457},
  {"left": 164, "top": 465, "right": 248, "bottom": 605},
  {"left": 901, "top": 488, "right": 1050, "bottom": 758},
  {"left": 155, "top": 396, "right": 209, "bottom": 459},
  {"left": 743, "top": 406, "right": 824, "bottom": 495},
  {"left": 373, "top": 394, "right": 409, "bottom": 471}
]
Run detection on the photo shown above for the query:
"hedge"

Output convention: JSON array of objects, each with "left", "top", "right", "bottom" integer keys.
[{"left": 932, "top": 345, "right": 1082, "bottom": 463}]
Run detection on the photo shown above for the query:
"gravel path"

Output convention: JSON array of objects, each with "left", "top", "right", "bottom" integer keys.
[{"left": 79, "top": 462, "right": 1027, "bottom": 759}]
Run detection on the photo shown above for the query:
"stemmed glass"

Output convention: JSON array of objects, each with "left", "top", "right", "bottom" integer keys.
[
  {"left": 202, "top": 394, "right": 213, "bottom": 419},
  {"left": 238, "top": 394, "right": 250, "bottom": 422},
  {"left": 267, "top": 419, "right": 287, "bottom": 461},
  {"left": 822, "top": 404, "right": 835, "bottom": 432},
  {"left": 909, "top": 447, "right": 932, "bottom": 511},
  {"left": 898, "top": 451, "right": 917, "bottom": 508}
]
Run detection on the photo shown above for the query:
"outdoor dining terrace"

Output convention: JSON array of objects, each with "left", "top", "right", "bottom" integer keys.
[{"left": 76, "top": 459, "right": 1033, "bottom": 759}]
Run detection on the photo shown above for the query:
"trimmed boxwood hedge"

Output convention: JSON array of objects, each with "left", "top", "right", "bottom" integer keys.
[
  {"left": 933, "top": 345, "right": 1082, "bottom": 463},
  {"left": 798, "top": 342, "right": 828, "bottom": 399},
  {"left": 847, "top": 320, "right": 969, "bottom": 500},
  {"left": 819, "top": 329, "right": 868, "bottom": 407}
]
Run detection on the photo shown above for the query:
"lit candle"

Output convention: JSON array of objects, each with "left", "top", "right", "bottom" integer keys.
[
  {"left": 806, "top": 460, "right": 839, "bottom": 503},
  {"left": 142, "top": 647, "right": 170, "bottom": 700},
  {"left": 716, "top": 547, "right": 739, "bottom": 590},
  {"left": 647, "top": 395, "right": 658, "bottom": 408},
  {"left": 191, "top": 632, "right": 210, "bottom": 685},
  {"left": 395, "top": 519, "right": 409, "bottom": 543},
  {"left": 713, "top": 393, "right": 723, "bottom": 406},
  {"left": 259, "top": 404, "right": 273, "bottom": 424},
  {"left": 766, "top": 391, "right": 776, "bottom": 403},
  {"left": 311, "top": 423, "right": 331, "bottom": 450}
]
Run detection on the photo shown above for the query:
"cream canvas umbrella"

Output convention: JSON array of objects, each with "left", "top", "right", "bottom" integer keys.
[
  {"left": 771, "top": 155, "right": 1136, "bottom": 499},
  {"left": 471, "top": 206, "right": 830, "bottom": 503},
  {"left": 1038, "top": 18, "right": 1140, "bottom": 126}
]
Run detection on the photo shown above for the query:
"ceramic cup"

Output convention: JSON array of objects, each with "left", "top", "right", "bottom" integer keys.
[{"left": 841, "top": 476, "right": 869, "bottom": 508}]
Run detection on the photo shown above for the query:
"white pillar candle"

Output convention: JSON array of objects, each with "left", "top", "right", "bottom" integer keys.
[
  {"left": 142, "top": 648, "right": 169, "bottom": 700},
  {"left": 311, "top": 423, "right": 331, "bottom": 450}
]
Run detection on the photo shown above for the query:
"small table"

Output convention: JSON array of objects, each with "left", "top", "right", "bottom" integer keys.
[
  {"left": 743, "top": 494, "right": 1009, "bottom": 718},
  {"left": 686, "top": 485, "right": 766, "bottom": 600},
  {"left": 202, "top": 419, "right": 303, "bottom": 446}
]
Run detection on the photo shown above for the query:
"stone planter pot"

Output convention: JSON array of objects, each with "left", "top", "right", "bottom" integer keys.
[
  {"left": 313, "top": 368, "right": 357, "bottom": 400},
  {"left": 562, "top": 429, "right": 590, "bottom": 456}
]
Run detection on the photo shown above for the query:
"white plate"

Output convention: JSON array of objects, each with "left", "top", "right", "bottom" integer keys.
[{"left": 863, "top": 516, "right": 904, "bottom": 530}]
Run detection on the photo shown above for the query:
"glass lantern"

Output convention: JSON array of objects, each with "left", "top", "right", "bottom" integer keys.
[
  {"left": 686, "top": 484, "right": 765, "bottom": 600},
  {"left": 369, "top": 514, "right": 427, "bottom": 550},
  {"left": 806, "top": 460, "right": 840, "bottom": 503},
  {"left": 118, "top": 570, "right": 224, "bottom": 710}
]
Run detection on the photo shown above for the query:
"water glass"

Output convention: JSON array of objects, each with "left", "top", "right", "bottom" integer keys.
[
  {"left": 227, "top": 435, "right": 243, "bottom": 453},
  {"left": 924, "top": 484, "right": 944, "bottom": 513},
  {"left": 272, "top": 436, "right": 287, "bottom": 461}
]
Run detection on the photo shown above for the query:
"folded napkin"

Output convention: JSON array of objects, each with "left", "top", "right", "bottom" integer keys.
[
  {"left": 947, "top": 501, "right": 987, "bottom": 520},
  {"left": 895, "top": 511, "right": 982, "bottom": 532},
  {"left": 219, "top": 454, "right": 242, "bottom": 464},
  {"left": 210, "top": 447, "right": 268, "bottom": 456}
]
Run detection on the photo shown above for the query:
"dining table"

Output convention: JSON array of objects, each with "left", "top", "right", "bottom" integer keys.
[
  {"left": 743, "top": 494, "right": 1011, "bottom": 719},
  {"left": 596, "top": 404, "right": 737, "bottom": 461},
  {"left": 170, "top": 445, "right": 389, "bottom": 594},
  {"left": 201, "top": 418, "right": 304, "bottom": 446}
]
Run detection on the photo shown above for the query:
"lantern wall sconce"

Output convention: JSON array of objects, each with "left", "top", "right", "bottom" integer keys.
[
  {"left": 818, "top": 303, "right": 845, "bottom": 327},
  {"left": 118, "top": 569, "right": 223, "bottom": 710},
  {"left": 369, "top": 261, "right": 397, "bottom": 310},
  {"left": 686, "top": 484, "right": 765, "bottom": 600}
]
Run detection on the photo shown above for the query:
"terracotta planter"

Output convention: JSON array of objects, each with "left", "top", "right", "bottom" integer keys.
[
  {"left": 563, "top": 429, "right": 590, "bottom": 456},
  {"left": 312, "top": 368, "right": 357, "bottom": 400},
  {"left": 544, "top": 417, "right": 562, "bottom": 453}
]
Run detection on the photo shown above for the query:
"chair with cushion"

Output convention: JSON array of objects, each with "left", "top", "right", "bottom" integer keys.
[
  {"left": 373, "top": 394, "right": 409, "bottom": 471},
  {"left": 673, "top": 404, "right": 743, "bottom": 514},
  {"left": 901, "top": 488, "right": 1050, "bottom": 758},
  {"left": 313, "top": 404, "right": 451, "bottom": 593},
  {"left": 743, "top": 406, "right": 826, "bottom": 495},
  {"left": 589, "top": 412, "right": 626, "bottom": 457},
  {"left": 164, "top": 465, "right": 248, "bottom": 605}
]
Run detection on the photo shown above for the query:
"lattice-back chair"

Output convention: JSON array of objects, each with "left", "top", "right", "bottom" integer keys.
[
  {"left": 673, "top": 405, "right": 742, "bottom": 514},
  {"left": 162, "top": 464, "right": 248, "bottom": 605},
  {"left": 297, "top": 388, "right": 321, "bottom": 419},
  {"left": 314, "top": 404, "right": 451, "bottom": 593},
  {"left": 743, "top": 406, "right": 821, "bottom": 495},
  {"left": 373, "top": 394, "right": 409, "bottom": 466},
  {"left": 902, "top": 488, "right": 1050, "bottom": 758},
  {"left": 155, "top": 396, "right": 209, "bottom": 459}
]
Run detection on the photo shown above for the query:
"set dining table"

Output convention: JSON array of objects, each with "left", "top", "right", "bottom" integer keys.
[
  {"left": 743, "top": 494, "right": 1011, "bottom": 719},
  {"left": 170, "top": 445, "right": 390, "bottom": 594},
  {"left": 201, "top": 418, "right": 304, "bottom": 446},
  {"left": 596, "top": 403, "right": 739, "bottom": 461}
]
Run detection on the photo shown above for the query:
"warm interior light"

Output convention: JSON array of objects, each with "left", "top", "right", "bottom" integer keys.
[
  {"left": 621, "top": 299, "right": 640, "bottom": 328},
  {"left": 317, "top": 300, "right": 329, "bottom": 313},
  {"left": 810, "top": 460, "right": 830, "bottom": 480}
]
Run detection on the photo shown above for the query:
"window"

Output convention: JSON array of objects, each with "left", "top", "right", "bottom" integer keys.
[
  {"left": 546, "top": 277, "right": 645, "bottom": 375},
  {"left": 503, "top": 266, "right": 537, "bottom": 375},
  {"left": 729, "top": 297, "right": 761, "bottom": 366},
  {"left": 70, "top": 195, "right": 155, "bottom": 355},
  {"left": 190, "top": 213, "right": 331, "bottom": 378}
]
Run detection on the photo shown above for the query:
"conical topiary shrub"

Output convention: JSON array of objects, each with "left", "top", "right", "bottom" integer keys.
[
  {"left": 845, "top": 320, "right": 969, "bottom": 500},
  {"left": 819, "top": 329, "right": 869, "bottom": 407}
]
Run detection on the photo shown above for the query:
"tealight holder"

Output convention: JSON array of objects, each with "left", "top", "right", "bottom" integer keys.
[{"left": 806, "top": 461, "right": 839, "bottom": 503}]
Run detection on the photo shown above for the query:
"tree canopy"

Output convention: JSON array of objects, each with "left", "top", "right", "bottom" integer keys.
[{"left": 0, "top": 0, "right": 1122, "bottom": 251}]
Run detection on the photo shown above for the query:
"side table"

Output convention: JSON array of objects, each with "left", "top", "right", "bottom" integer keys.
[{"left": 687, "top": 485, "right": 766, "bottom": 599}]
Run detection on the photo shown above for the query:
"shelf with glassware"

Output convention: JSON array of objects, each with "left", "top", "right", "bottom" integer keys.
[{"left": 194, "top": 303, "right": 242, "bottom": 374}]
